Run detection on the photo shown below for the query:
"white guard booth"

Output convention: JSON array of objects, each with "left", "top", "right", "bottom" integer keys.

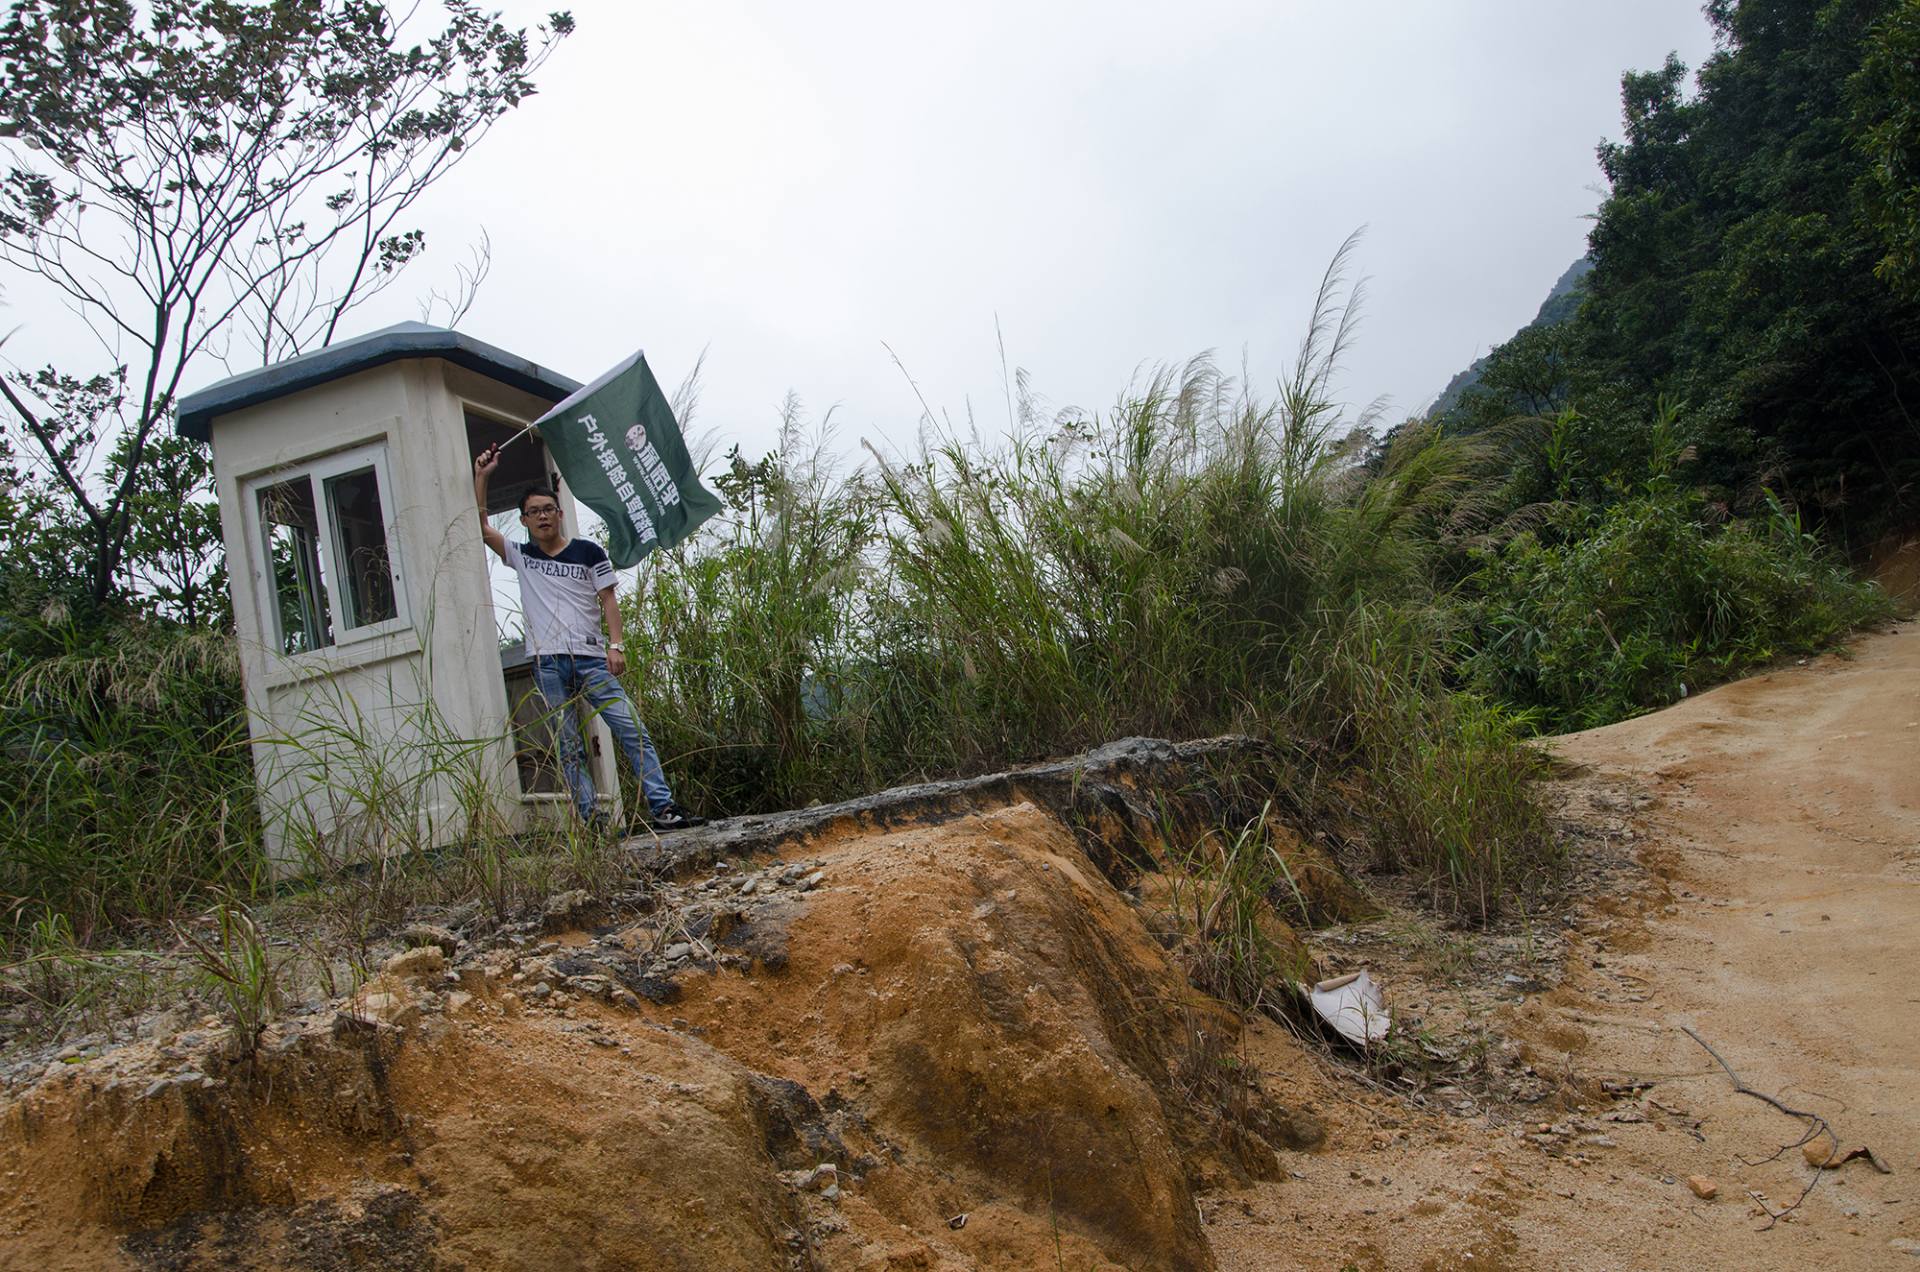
[{"left": 175, "top": 322, "right": 626, "bottom": 875}]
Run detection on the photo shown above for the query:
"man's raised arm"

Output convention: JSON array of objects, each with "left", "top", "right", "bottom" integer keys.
[{"left": 474, "top": 445, "right": 507, "bottom": 560}]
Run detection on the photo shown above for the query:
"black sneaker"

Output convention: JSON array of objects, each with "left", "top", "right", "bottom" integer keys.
[{"left": 647, "top": 801, "right": 707, "bottom": 831}]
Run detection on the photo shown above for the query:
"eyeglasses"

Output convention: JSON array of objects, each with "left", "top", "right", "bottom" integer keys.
[{"left": 523, "top": 505, "right": 560, "bottom": 518}]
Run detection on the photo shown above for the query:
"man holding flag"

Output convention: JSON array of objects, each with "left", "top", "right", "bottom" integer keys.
[{"left": 472, "top": 348, "right": 722, "bottom": 834}]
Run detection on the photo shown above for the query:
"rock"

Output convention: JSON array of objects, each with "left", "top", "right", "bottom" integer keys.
[
  {"left": 383, "top": 945, "right": 446, "bottom": 982},
  {"left": 529, "top": 983, "right": 553, "bottom": 1001},
  {"left": 783, "top": 1163, "right": 841, "bottom": 1196},
  {"left": 801, "top": 871, "right": 825, "bottom": 891},
  {"left": 1687, "top": 1175, "right": 1717, "bottom": 1200},
  {"left": 630, "top": 973, "right": 682, "bottom": 1005},
  {"left": 354, "top": 990, "right": 418, "bottom": 1028},
  {"left": 1801, "top": 1130, "right": 1839, "bottom": 1167},
  {"left": 663, "top": 943, "right": 692, "bottom": 962},
  {"left": 0, "top": 743, "right": 1340, "bottom": 1272},
  {"left": 399, "top": 923, "right": 460, "bottom": 957},
  {"left": 444, "top": 991, "right": 474, "bottom": 1016},
  {"left": 1890, "top": 1237, "right": 1920, "bottom": 1257},
  {"left": 611, "top": 989, "right": 641, "bottom": 1011},
  {"left": 541, "top": 889, "right": 602, "bottom": 933}
]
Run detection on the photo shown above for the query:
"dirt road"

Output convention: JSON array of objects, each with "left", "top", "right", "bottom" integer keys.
[{"left": 1215, "top": 619, "right": 1920, "bottom": 1269}]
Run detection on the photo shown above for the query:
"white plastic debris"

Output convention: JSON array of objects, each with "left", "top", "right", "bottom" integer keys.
[{"left": 1306, "top": 969, "right": 1390, "bottom": 1048}]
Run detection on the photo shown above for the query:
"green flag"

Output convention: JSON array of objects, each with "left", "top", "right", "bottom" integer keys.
[{"left": 535, "top": 350, "right": 723, "bottom": 567}]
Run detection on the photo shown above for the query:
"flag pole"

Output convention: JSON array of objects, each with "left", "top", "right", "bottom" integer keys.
[{"left": 495, "top": 421, "right": 541, "bottom": 452}]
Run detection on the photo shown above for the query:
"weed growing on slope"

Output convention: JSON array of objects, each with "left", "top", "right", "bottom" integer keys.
[
  {"left": 174, "top": 894, "right": 281, "bottom": 1047},
  {"left": 1166, "top": 811, "right": 1314, "bottom": 1014}
]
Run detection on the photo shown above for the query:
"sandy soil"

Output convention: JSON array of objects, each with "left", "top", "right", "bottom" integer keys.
[
  {"left": 1211, "top": 619, "right": 1920, "bottom": 1270},
  {"left": 0, "top": 777, "right": 1301, "bottom": 1270}
]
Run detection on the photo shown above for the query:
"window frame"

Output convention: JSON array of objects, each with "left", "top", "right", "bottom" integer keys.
[{"left": 244, "top": 440, "right": 410, "bottom": 656}]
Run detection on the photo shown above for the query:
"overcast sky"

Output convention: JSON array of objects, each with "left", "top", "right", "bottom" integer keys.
[{"left": 14, "top": 1, "right": 1722, "bottom": 469}]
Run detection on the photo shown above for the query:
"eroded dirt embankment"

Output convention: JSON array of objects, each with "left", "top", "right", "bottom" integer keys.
[{"left": 0, "top": 739, "right": 1340, "bottom": 1271}]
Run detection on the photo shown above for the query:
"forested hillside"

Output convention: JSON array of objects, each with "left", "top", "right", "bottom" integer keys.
[
  {"left": 1441, "top": 0, "right": 1920, "bottom": 549},
  {"left": 1426, "top": 257, "right": 1592, "bottom": 420}
]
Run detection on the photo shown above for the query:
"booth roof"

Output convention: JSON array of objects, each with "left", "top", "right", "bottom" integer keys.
[{"left": 173, "top": 322, "right": 582, "bottom": 442}]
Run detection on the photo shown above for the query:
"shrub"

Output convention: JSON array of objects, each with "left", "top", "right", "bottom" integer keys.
[{"left": 1463, "top": 480, "right": 1892, "bottom": 733}]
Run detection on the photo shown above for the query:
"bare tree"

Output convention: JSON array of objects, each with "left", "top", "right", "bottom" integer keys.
[{"left": 0, "top": 0, "right": 573, "bottom": 610}]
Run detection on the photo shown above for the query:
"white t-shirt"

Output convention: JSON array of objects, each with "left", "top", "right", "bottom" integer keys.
[{"left": 502, "top": 537, "right": 617, "bottom": 656}]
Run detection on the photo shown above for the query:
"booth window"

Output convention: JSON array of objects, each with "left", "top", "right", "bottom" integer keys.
[{"left": 251, "top": 443, "right": 406, "bottom": 654}]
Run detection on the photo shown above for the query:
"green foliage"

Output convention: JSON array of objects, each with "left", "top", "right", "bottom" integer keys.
[
  {"left": 174, "top": 895, "right": 281, "bottom": 1046},
  {"left": 1163, "top": 809, "right": 1311, "bottom": 1015},
  {"left": 1463, "top": 463, "right": 1892, "bottom": 733},
  {"left": 0, "top": 0, "right": 572, "bottom": 611},
  {"left": 113, "top": 433, "right": 228, "bottom": 628},
  {"left": 1852, "top": 0, "right": 1920, "bottom": 299},
  {"left": 1428, "top": 257, "right": 1592, "bottom": 423},
  {"left": 624, "top": 401, "right": 885, "bottom": 812},
  {"left": 0, "top": 619, "right": 259, "bottom": 943},
  {"left": 1573, "top": 0, "right": 1920, "bottom": 542},
  {"left": 0, "top": 909, "right": 160, "bottom": 1041}
]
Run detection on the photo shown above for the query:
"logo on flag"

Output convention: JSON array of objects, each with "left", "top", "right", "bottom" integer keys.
[{"left": 534, "top": 350, "right": 722, "bottom": 567}]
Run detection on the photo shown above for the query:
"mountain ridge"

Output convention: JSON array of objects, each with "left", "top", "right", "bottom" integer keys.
[{"left": 1425, "top": 255, "right": 1592, "bottom": 420}]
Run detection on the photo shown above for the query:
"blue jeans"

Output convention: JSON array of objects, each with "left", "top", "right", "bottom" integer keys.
[{"left": 530, "top": 654, "right": 673, "bottom": 820}]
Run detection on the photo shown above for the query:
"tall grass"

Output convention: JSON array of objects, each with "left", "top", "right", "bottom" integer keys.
[
  {"left": 628, "top": 241, "right": 1554, "bottom": 920},
  {"left": 621, "top": 397, "right": 888, "bottom": 810},
  {"left": 0, "top": 619, "right": 259, "bottom": 943}
]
